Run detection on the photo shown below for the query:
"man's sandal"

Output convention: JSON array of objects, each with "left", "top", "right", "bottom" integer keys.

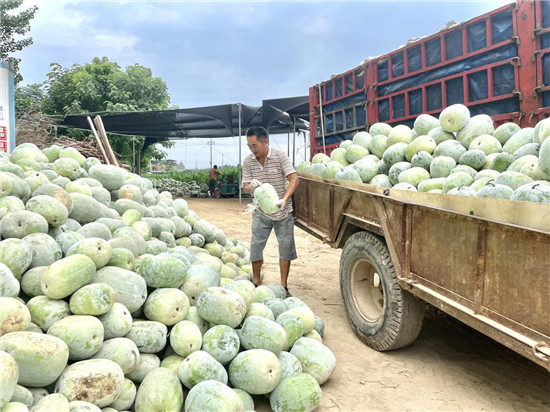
[{"left": 284, "top": 286, "right": 292, "bottom": 297}]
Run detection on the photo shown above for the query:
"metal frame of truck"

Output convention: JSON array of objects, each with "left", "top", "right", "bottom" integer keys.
[
  {"left": 294, "top": 173, "right": 550, "bottom": 371},
  {"left": 308, "top": 0, "right": 550, "bottom": 156}
]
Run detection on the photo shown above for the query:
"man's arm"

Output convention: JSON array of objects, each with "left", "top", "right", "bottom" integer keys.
[{"left": 282, "top": 172, "right": 299, "bottom": 203}]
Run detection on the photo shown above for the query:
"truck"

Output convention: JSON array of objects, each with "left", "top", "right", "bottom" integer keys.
[
  {"left": 293, "top": 174, "right": 550, "bottom": 371},
  {"left": 294, "top": 0, "right": 550, "bottom": 371},
  {"left": 308, "top": 0, "right": 550, "bottom": 155}
]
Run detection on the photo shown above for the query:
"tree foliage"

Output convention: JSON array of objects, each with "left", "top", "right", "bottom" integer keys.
[
  {"left": 43, "top": 57, "right": 171, "bottom": 114},
  {"left": 14, "top": 83, "right": 44, "bottom": 113},
  {"left": 0, "top": 0, "right": 38, "bottom": 83},
  {"left": 42, "top": 57, "right": 174, "bottom": 171}
]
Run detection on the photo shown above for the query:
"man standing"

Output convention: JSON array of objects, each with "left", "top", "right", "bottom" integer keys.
[
  {"left": 208, "top": 165, "right": 218, "bottom": 197},
  {"left": 242, "top": 126, "right": 299, "bottom": 295}
]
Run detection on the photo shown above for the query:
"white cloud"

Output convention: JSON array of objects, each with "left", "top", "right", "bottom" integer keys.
[
  {"left": 174, "top": 57, "right": 288, "bottom": 106},
  {"left": 91, "top": 32, "right": 139, "bottom": 55},
  {"left": 107, "top": 1, "right": 222, "bottom": 26},
  {"left": 111, "top": 1, "right": 271, "bottom": 28},
  {"left": 299, "top": 10, "right": 331, "bottom": 37},
  {"left": 170, "top": 56, "right": 314, "bottom": 117},
  {"left": 229, "top": 3, "right": 268, "bottom": 25},
  {"left": 18, "top": 0, "right": 140, "bottom": 58}
]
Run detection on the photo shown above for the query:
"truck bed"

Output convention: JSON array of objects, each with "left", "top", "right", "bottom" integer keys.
[{"left": 294, "top": 173, "right": 550, "bottom": 371}]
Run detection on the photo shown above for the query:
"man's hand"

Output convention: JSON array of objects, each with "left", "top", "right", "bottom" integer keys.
[
  {"left": 249, "top": 179, "right": 262, "bottom": 191},
  {"left": 275, "top": 199, "right": 286, "bottom": 213}
]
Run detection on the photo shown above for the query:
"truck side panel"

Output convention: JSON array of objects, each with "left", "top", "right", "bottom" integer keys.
[
  {"left": 410, "top": 209, "right": 479, "bottom": 303},
  {"left": 535, "top": 0, "right": 550, "bottom": 119},
  {"left": 483, "top": 227, "right": 548, "bottom": 334},
  {"left": 294, "top": 175, "right": 550, "bottom": 370}
]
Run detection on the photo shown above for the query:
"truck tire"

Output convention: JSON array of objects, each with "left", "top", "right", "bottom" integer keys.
[{"left": 340, "top": 231, "right": 425, "bottom": 351}]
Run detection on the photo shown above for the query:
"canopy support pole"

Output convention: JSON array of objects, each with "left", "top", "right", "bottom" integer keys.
[
  {"left": 318, "top": 85, "right": 326, "bottom": 154},
  {"left": 136, "top": 145, "right": 141, "bottom": 176},
  {"left": 238, "top": 103, "right": 242, "bottom": 204},
  {"left": 287, "top": 131, "right": 290, "bottom": 157},
  {"left": 292, "top": 118, "right": 296, "bottom": 166}
]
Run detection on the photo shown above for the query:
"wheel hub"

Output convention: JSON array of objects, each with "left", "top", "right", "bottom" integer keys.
[{"left": 350, "top": 258, "right": 384, "bottom": 322}]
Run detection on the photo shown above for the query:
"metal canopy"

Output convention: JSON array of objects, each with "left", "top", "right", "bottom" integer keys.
[
  {"left": 55, "top": 96, "right": 310, "bottom": 204},
  {"left": 56, "top": 97, "right": 310, "bottom": 140}
]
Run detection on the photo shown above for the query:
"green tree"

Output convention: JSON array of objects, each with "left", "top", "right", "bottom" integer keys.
[
  {"left": 43, "top": 57, "right": 174, "bottom": 172},
  {"left": 0, "top": 0, "right": 38, "bottom": 83},
  {"left": 14, "top": 83, "right": 44, "bottom": 113}
]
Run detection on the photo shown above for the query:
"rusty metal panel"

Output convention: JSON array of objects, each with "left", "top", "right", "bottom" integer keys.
[
  {"left": 409, "top": 208, "right": 479, "bottom": 303},
  {"left": 383, "top": 186, "right": 550, "bottom": 233},
  {"left": 375, "top": 198, "right": 407, "bottom": 278},
  {"left": 294, "top": 179, "right": 309, "bottom": 223},
  {"left": 346, "top": 190, "right": 380, "bottom": 224},
  {"left": 309, "top": 180, "right": 332, "bottom": 236},
  {"left": 474, "top": 223, "right": 488, "bottom": 314},
  {"left": 332, "top": 185, "right": 350, "bottom": 216},
  {"left": 330, "top": 185, "right": 352, "bottom": 239},
  {"left": 482, "top": 227, "right": 550, "bottom": 338},
  {"left": 297, "top": 173, "right": 550, "bottom": 233},
  {"left": 366, "top": 197, "right": 400, "bottom": 276},
  {"left": 404, "top": 281, "right": 550, "bottom": 372}
]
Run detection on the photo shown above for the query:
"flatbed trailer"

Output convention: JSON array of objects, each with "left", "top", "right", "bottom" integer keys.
[{"left": 294, "top": 173, "right": 550, "bottom": 371}]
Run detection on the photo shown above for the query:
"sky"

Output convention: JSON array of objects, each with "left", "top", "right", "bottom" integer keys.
[{"left": 13, "top": 0, "right": 510, "bottom": 168}]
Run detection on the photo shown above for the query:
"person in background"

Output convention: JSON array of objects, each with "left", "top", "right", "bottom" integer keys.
[
  {"left": 242, "top": 126, "right": 299, "bottom": 295},
  {"left": 209, "top": 165, "right": 218, "bottom": 197}
]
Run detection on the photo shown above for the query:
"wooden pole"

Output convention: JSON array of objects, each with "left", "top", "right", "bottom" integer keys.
[
  {"left": 87, "top": 116, "right": 110, "bottom": 164},
  {"left": 93, "top": 116, "right": 119, "bottom": 167}
]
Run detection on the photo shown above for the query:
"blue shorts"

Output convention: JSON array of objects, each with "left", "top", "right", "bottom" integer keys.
[{"left": 250, "top": 211, "right": 297, "bottom": 262}]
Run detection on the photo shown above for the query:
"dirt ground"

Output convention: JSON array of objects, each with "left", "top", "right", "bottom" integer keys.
[{"left": 187, "top": 197, "right": 550, "bottom": 412}]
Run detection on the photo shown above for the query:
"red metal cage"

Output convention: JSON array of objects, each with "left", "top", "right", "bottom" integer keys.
[{"left": 309, "top": 0, "right": 546, "bottom": 158}]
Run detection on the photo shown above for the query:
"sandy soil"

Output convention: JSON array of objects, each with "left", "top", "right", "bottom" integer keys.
[{"left": 187, "top": 197, "right": 550, "bottom": 412}]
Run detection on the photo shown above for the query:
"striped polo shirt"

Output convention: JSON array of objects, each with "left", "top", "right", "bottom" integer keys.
[{"left": 242, "top": 147, "right": 296, "bottom": 220}]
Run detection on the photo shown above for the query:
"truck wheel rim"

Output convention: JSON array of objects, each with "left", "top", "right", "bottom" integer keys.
[{"left": 351, "top": 258, "right": 384, "bottom": 322}]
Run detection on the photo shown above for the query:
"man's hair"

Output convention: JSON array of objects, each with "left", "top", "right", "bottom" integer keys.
[
  {"left": 213, "top": 165, "right": 217, "bottom": 168},
  {"left": 246, "top": 126, "right": 268, "bottom": 142}
]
